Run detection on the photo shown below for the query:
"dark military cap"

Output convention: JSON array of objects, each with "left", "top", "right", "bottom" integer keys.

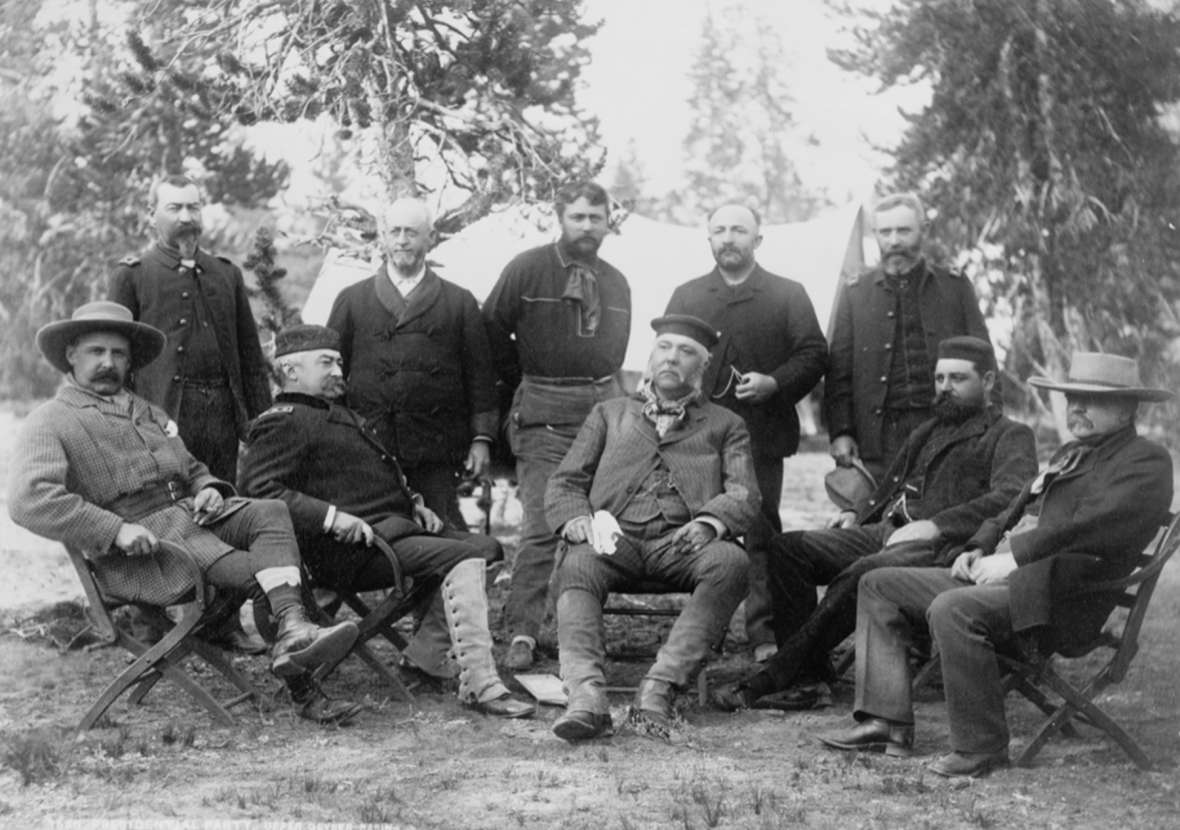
[
  {"left": 274, "top": 324, "right": 341, "bottom": 358},
  {"left": 650, "top": 314, "right": 720, "bottom": 350},
  {"left": 937, "top": 336, "right": 996, "bottom": 372}
]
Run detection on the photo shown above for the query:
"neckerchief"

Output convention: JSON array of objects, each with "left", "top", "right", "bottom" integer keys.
[
  {"left": 562, "top": 262, "right": 601, "bottom": 335},
  {"left": 640, "top": 380, "right": 699, "bottom": 438}
]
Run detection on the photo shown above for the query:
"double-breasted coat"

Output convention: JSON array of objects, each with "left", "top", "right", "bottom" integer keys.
[
  {"left": 824, "top": 262, "right": 989, "bottom": 461},
  {"left": 326, "top": 266, "right": 498, "bottom": 467},
  {"left": 7, "top": 383, "right": 240, "bottom": 605},
  {"left": 108, "top": 244, "right": 272, "bottom": 437},
  {"left": 664, "top": 266, "right": 828, "bottom": 459},
  {"left": 545, "top": 396, "right": 761, "bottom": 538},
  {"left": 966, "top": 425, "right": 1173, "bottom": 651}
]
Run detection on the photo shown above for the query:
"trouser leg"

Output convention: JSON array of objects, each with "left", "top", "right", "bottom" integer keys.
[
  {"left": 645, "top": 539, "right": 749, "bottom": 687},
  {"left": 758, "top": 525, "right": 888, "bottom": 689},
  {"left": 504, "top": 423, "right": 577, "bottom": 643},
  {"left": 553, "top": 542, "right": 638, "bottom": 710},
  {"left": 928, "top": 583, "right": 1013, "bottom": 754},
  {"left": 743, "top": 453, "right": 783, "bottom": 647},
  {"left": 177, "top": 382, "right": 240, "bottom": 483},
  {"left": 402, "top": 462, "right": 466, "bottom": 532},
  {"left": 854, "top": 566, "right": 958, "bottom": 725}
]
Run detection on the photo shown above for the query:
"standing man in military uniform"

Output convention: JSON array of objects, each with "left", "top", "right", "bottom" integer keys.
[
  {"left": 109, "top": 175, "right": 272, "bottom": 482},
  {"left": 327, "top": 198, "right": 497, "bottom": 528},
  {"left": 825, "top": 192, "right": 990, "bottom": 481},
  {"left": 666, "top": 203, "right": 828, "bottom": 661},
  {"left": 483, "top": 181, "right": 631, "bottom": 671}
]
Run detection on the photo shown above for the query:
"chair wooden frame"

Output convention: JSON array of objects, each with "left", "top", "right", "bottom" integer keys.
[
  {"left": 998, "top": 512, "right": 1180, "bottom": 770},
  {"left": 66, "top": 541, "right": 258, "bottom": 732},
  {"left": 302, "top": 537, "right": 420, "bottom": 702}
]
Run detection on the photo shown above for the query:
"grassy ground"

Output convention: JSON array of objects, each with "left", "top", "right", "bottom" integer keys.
[{"left": 2, "top": 447, "right": 1179, "bottom": 828}]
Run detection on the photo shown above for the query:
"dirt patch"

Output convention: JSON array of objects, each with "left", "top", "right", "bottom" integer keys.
[{"left": 2, "top": 450, "right": 1179, "bottom": 828}]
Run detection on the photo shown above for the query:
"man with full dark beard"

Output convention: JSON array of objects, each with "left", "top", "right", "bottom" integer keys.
[{"left": 714, "top": 337, "right": 1036, "bottom": 711}]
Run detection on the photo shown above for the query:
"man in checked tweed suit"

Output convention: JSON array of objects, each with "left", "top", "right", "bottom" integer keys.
[
  {"left": 545, "top": 314, "right": 760, "bottom": 741},
  {"left": 8, "top": 302, "right": 360, "bottom": 724}
]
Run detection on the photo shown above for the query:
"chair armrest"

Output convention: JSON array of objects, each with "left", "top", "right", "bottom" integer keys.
[{"left": 371, "top": 536, "right": 407, "bottom": 596}]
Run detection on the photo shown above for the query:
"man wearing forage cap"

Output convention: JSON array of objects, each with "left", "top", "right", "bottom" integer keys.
[
  {"left": 240, "top": 323, "right": 534, "bottom": 718},
  {"left": 8, "top": 301, "right": 361, "bottom": 724},
  {"left": 819, "top": 351, "right": 1172, "bottom": 778},
  {"left": 545, "top": 314, "right": 760, "bottom": 741}
]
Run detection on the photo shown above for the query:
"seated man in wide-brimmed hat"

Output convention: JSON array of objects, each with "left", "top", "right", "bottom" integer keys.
[
  {"left": 8, "top": 301, "right": 361, "bottom": 724},
  {"left": 818, "top": 352, "right": 1173, "bottom": 778}
]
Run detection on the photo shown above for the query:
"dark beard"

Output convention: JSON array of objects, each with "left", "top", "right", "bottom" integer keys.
[{"left": 933, "top": 395, "right": 982, "bottom": 424}]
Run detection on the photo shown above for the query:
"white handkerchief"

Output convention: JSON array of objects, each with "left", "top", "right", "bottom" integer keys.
[{"left": 590, "top": 510, "right": 622, "bottom": 555}]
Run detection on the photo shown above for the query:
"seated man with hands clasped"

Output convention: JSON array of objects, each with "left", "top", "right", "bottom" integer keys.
[
  {"left": 545, "top": 314, "right": 760, "bottom": 742},
  {"left": 8, "top": 302, "right": 361, "bottom": 724},
  {"left": 818, "top": 352, "right": 1173, "bottom": 778},
  {"left": 239, "top": 324, "right": 534, "bottom": 719}
]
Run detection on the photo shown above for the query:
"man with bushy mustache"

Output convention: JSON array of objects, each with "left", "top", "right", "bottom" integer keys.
[
  {"left": 714, "top": 337, "right": 1035, "bottom": 712},
  {"left": 545, "top": 315, "right": 759, "bottom": 741},
  {"left": 109, "top": 175, "right": 271, "bottom": 482}
]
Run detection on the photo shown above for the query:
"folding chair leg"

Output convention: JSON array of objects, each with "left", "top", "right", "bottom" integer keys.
[
  {"left": 188, "top": 638, "right": 259, "bottom": 702},
  {"left": 1004, "top": 672, "right": 1081, "bottom": 740},
  {"left": 1027, "top": 668, "right": 1153, "bottom": 771}
]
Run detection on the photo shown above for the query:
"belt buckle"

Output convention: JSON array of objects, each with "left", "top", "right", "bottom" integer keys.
[{"left": 166, "top": 480, "right": 183, "bottom": 502}]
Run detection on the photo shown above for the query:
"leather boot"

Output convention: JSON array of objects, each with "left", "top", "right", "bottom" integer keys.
[
  {"left": 632, "top": 677, "right": 675, "bottom": 737},
  {"left": 287, "top": 673, "right": 364, "bottom": 725},
  {"left": 269, "top": 604, "right": 359, "bottom": 678},
  {"left": 442, "top": 559, "right": 534, "bottom": 718}
]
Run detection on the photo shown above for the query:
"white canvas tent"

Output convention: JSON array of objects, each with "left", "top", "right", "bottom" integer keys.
[{"left": 302, "top": 203, "right": 866, "bottom": 373}]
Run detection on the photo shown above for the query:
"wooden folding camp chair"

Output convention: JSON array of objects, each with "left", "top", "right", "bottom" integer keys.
[
  {"left": 279, "top": 537, "right": 421, "bottom": 701},
  {"left": 66, "top": 541, "right": 258, "bottom": 732},
  {"left": 998, "top": 512, "right": 1180, "bottom": 770}
]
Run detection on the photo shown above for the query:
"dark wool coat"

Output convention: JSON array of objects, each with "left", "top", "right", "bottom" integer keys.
[
  {"left": 240, "top": 392, "right": 425, "bottom": 587},
  {"left": 824, "top": 261, "right": 989, "bottom": 461},
  {"left": 857, "top": 407, "right": 1038, "bottom": 561},
  {"left": 665, "top": 265, "right": 828, "bottom": 459},
  {"left": 109, "top": 244, "right": 272, "bottom": 437},
  {"left": 966, "top": 425, "right": 1173, "bottom": 652},
  {"left": 545, "top": 396, "right": 760, "bottom": 538},
  {"left": 327, "top": 266, "right": 498, "bottom": 467}
]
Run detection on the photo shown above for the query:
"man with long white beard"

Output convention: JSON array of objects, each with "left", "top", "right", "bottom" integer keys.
[{"left": 544, "top": 314, "right": 760, "bottom": 741}]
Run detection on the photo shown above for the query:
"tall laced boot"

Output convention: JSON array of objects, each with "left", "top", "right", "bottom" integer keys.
[
  {"left": 442, "top": 559, "right": 535, "bottom": 719},
  {"left": 266, "top": 584, "right": 359, "bottom": 678}
]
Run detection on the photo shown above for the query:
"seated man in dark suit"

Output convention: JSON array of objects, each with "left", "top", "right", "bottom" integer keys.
[
  {"left": 546, "top": 314, "right": 760, "bottom": 741},
  {"left": 240, "top": 324, "right": 533, "bottom": 718},
  {"left": 8, "top": 302, "right": 360, "bottom": 724},
  {"left": 819, "top": 352, "right": 1173, "bottom": 777},
  {"left": 715, "top": 337, "right": 1036, "bottom": 710}
]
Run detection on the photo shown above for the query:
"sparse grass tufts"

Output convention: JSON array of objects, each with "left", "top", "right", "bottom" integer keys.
[{"left": 2, "top": 728, "right": 63, "bottom": 786}]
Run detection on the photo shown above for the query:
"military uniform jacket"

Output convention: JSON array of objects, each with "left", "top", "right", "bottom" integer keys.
[
  {"left": 857, "top": 407, "right": 1037, "bottom": 560},
  {"left": 545, "top": 396, "right": 760, "bottom": 538},
  {"left": 7, "top": 383, "right": 239, "bottom": 605},
  {"left": 240, "top": 392, "right": 419, "bottom": 541},
  {"left": 326, "top": 266, "right": 497, "bottom": 466},
  {"left": 966, "top": 426, "right": 1173, "bottom": 651},
  {"left": 824, "top": 261, "right": 989, "bottom": 460},
  {"left": 109, "top": 244, "right": 272, "bottom": 437},
  {"left": 665, "top": 265, "right": 828, "bottom": 459}
]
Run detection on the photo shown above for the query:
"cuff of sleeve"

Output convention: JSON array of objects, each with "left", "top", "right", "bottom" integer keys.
[
  {"left": 472, "top": 435, "right": 493, "bottom": 445},
  {"left": 323, "top": 505, "right": 337, "bottom": 534},
  {"left": 696, "top": 515, "right": 728, "bottom": 539}
]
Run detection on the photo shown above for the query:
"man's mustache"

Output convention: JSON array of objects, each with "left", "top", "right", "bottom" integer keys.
[{"left": 91, "top": 370, "right": 121, "bottom": 382}]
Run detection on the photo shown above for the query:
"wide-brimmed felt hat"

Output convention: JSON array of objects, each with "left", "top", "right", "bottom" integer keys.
[
  {"left": 36, "top": 301, "right": 166, "bottom": 374},
  {"left": 825, "top": 458, "right": 877, "bottom": 512},
  {"left": 1028, "top": 352, "right": 1172, "bottom": 402}
]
